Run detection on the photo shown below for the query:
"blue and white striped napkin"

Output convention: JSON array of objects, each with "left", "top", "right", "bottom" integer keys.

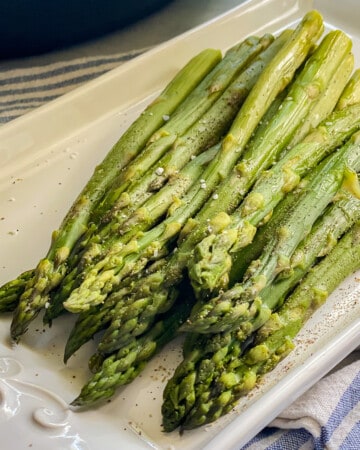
[
  {"left": 0, "top": 53, "right": 359, "bottom": 449},
  {"left": 0, "top": 48, "right": 148, "bottom": 123},
  {"left": 244, "top": 357, "right": 360, "bottom": 449}
]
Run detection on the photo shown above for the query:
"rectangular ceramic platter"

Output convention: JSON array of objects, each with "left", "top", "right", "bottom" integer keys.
[{"left": 0, "top": 1, "right": 359, "bottom": 449}]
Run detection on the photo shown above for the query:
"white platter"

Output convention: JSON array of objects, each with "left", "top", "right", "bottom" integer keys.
[{"left": 1, "top": 0, "right": 360, "bottom": 449}]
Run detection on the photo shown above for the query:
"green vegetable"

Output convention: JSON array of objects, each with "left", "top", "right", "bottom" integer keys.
[
  {"left": 71, "top": 282, "right": 194, "bottom": 407},
  {"left": 62, "top": 12, "right": 323, "bottom": 316},
  {"left": 180, "top": 220, "right": 360, "bottom": 429},
  {"left": 189, "top": 100, "right": 360, "bottom": 297},
  {"left": 43, "top": 33, "right": 278, "bottom": 324},
  {"left": 161, "top": 186, "right": 360, "bottom": 431},
  {"left": 93, "top": 35, "right": 273, "bottom": 225},
  {"left": 7, "top": 47, "right": 224, "bottom": 342},
  {"left": 183, "top": 130, "right": 360, "bottom": 334}
]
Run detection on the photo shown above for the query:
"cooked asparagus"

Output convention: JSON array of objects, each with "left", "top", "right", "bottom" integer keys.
[
  {"left": 94, "top": 23, "right": 360, "bottom": 354},
  {"left": 183, "top": 131, "right": 360, "bottom": 334},
  {"left": 70, "top": 282, "right": 194, "bottom": 407},
  {"left": 62, "top": 12, "right": 324, "bottom": 315},
  {"left": 160, "top": 179, "right": 360, "bottom": 431},
  {"left": 43, "top": 33, "right": 281, "bottom": 323},
  {"left": 180, "top": 220, "right": 360, "bottom": 429},
  {"left": 189, "top": 97, "right": 360, "bottom": 297},
  {"left": 7, "top": 48, "right": 222, "bottom": 341}
]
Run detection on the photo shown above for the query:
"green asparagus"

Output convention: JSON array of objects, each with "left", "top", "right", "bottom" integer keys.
[
  {"left": 180, "top": 220, "right": 360, "bottom": 429},
  {"left": 62, "top": 12, "right": 324, "bottom": 315},
  {"left": 44, "top": 144, "right": 220, "bottom": 324},
  {"left": 183, "top": 131, "right": 360, "bottom": 334},
  {"left": 7, "top": 48, "right": 222, "bottom": 341},
  {"left": 71, "top": 282, "right": 194, "bottom": 407},
  {"left": 43, "top": 32, "right": 283, "bottom": 323},
  {"left": 189, "top": 97, "right": 360, "bottom": 297},
  {"left": 0, "top": 270, "right": 33, "bottom": 313},
  {"left": 160, "top": 186, "right": 360, "bottom": 431},
  {"left": 93, "top": 24, "right": 356, "bottom": 354},
  {"left": 285, "top": 52, "right": 354, "bottom": 147},
  {"left": 92, "top": 35, "right": 273, "bottom": 225},
  {"left": 4, "top": 8, "right": 360, "bottom": 434}
]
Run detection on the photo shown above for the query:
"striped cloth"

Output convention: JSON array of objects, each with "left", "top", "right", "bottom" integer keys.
[
  {"left": 244, "top": 357, "right": 360, "bottom": 449},
  {"left": 1, "top": 53, "right": 359, "bottom": 449},
  {"left": 0, "top": 48, "right": 149, "bottom": 123}
]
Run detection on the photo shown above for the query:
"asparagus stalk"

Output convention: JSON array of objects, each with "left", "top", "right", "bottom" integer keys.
[
  {"left": 189, "top": 94, "right": 360, "bottom": 297},
  {"left": 58, "top": 65, "right": 360, "bottom": 328},
  {"left": 63, "top": 91, "right": 284, "bottom": 350},
  {"left": 92, "top": 24, "right": 356, "bottom": 354},
  {"left": 46, "top": 33, "right": 281, "bottom": 310},
  {"left": 180, "top": 220, "right": 360, "bottom": 429},
  {"left": 87, "top": 33, "right": 279, "bottom": 238},
  {"left": 43, "top": 144, "right": 220, "bottom": 324},
  {"left": 64, "top": 95, "right": 282, "bottom": 357},
  {"left": 43, "top": 65, "right": 360, "bottom": 325},
  {"left": 285, "top": 52, "right": 354, "bottom": 147},
  {"left": 71, "top": 20, "right": 328, "bottom": 356},
  {"left": 225, "top": 83, "right": 360, "bottom": 282},
  {"left": 258, "top": 188, "right": 360, "bottom": 309},
  {"left": 63, "top": 279, "right": 137, "bottom": 363},
  {"left": 91, "top": 35, "right": 272, "bottom": 224},
  {"left": 183, "top": 131, "right": 360, "bottom": 334},
  {"left": 160, "top": 187, "right": 360, "bottom": 431},
  {"left": 63, "top": 12, "right": 324, "bottom": 315},
  {"left": 0, "top": 270, "right": 33, "bottom": 313},
  {"left": 70, "top": 283, "right": 195, "bottom": 407},
  {"left": 7, "top": 48, "right": 223, "bottom": 341},
  {"left": 160, "top": 27, "right": 349, "bottom": 288},
  {"left": 161, "top": 329, "right": 249, "bottom": 432},
  {"left": 14, "top": 35, "right": 269, "bottom": 335},
  {"left": 336, "top": 68, "right": 360, "bottom": 109},
  {"left": 60, "top": 150, "right": 221, "bottom": 360},
  {"left": 40, "top": 33, "right": 281, "bottom": 327}
]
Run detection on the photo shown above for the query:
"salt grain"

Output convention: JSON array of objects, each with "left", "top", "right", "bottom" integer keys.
[{"left": 155, "top": 167, "right": 164, "bottom": 176}]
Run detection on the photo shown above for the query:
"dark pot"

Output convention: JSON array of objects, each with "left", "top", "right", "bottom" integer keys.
[{"left": 0, "top": 0, "right": 173, "bottom": 58}]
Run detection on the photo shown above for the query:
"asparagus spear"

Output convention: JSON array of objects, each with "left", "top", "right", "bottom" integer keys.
[
  {"left": 285, "top": 52, "right": 354, "bottom": 147},
  {"left": 45, "top": 66, "right": 360, "bottom": 326},
  {"left": 63, "top": 92, "right": 289, "bottom": 355},
  {"left": 92, "top": 25, "right": 357, "bottom": 354},
  {"left": 183, "top": 131, "right": 360, "bottom": 334},
  {"left": 224, "top": 79, "right": 360, "bottom": 282},
  {"left": 13, "top": 35, "right": 268, "bottom": 335},
  {"left": 60, "top": 151, "right": 221, "bottom": 359},
  {"left": 180, "top": 220, "right": 360, "bottom": 429},
  {"left": 336, "top": 68, "right": 360, "bottom": 109},
  {"left": 68, "top": 20, "right": 327, "bottom": 357},
  {"left": 6, "top": 48, "right": 223, "bottom": 341},
  {"left": 86, "top": 33, "right": 279, "bottom": 239},
  {"left": 189, "top": 93, "right": 360, "bottom": 297},
  {"left": 62, "top": 92, "right": 285, "bottom": 353},
  {"left": 44, "top": 144, "right": 221, "bottom": 324},
  {"left": 160, "top": 186, "right": 360, "bottom": 431},
  {"left": 90, "top": 35, "right": 272, "bottom": 225},
  {"left": 258, "top": 188, "right": 360, "bottom": 309},
  {"left": 42, "top": 65, "right": 360, "bottom": 325},
  {"left": 0, "top": 270, "right": 33, "bottom": 313},
  {"left": 63, "top": 12, "right": 324, "bottom": 315},
  {"left": 39, "top": 33, "right": 279, "bottom": 329},
  {"left": 70, "top": 283, "right": 195, "bottom": 407},
  {"left": 161, "top": 329, "right": 249, "bottom": 432},
  {"left": 44, "top": 32, "right": 282, "bottom": 321}
]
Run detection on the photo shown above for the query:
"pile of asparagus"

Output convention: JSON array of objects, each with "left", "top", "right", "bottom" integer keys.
[{"left": 2, "top": 10, "right": 360, "bottom": 431}]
